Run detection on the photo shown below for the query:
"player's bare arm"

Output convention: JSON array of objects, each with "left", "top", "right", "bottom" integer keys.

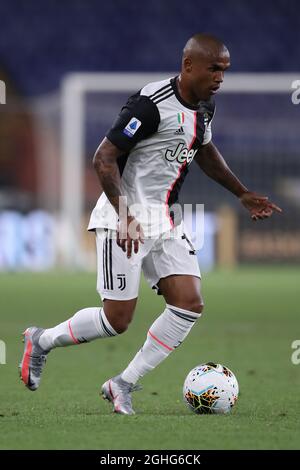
[
  {"left": 194, "top": 141, "right": 282, "bottom": 220},
  {"left": 93, "top": 137, "right": 144, "bottom": 257},
  {"left": 93, "top": 137, "right": 123, "bottom": 212}
]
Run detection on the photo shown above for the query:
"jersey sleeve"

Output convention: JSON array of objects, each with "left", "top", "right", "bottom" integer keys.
[
  {"left": 106, "top": 92, "right": 160, "bottom": 152},
  {"left": 200, "top": 98, "right": 216, "bottom": 146},
  {"left": 202, "top": 119, "right": 213, "bottom": 146}
]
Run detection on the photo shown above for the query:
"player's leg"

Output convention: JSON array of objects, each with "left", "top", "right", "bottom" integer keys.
[
  {"left": 38, "top": 229, "right": 140, "bottom": 348},
  {"left": 118, "top": 226, "right": 203, "bottom": 392},
  {"left": 120, "top": 276, "right": 202, "bottom": 385},
  {"left": 156, "top": 274, "right": 203, "bottom": 314},
  {"left": 98, "top": 233, "right": 158, "bottom": 415},
  {"left": 36, "top": 298, "right": 137, "bottom": 352},
  {"left": 19, "top": 298, "right": 136, "bottom": 392},
  {"left": 19, "top": 228, "right": 141, "bottom": 391}
]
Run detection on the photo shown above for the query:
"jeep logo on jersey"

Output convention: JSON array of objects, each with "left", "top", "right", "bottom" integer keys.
[{"left": 165, "top": 143, "right": 198, "bottom": 164}]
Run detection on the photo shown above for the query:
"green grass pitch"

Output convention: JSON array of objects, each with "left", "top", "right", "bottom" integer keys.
[{"left": 0, "top": 267, "right": 299, "bottom": 450}]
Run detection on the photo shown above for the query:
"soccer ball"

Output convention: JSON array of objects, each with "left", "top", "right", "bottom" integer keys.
[{"left": 183, "top": 362, "right": 239, "bottom": 414}]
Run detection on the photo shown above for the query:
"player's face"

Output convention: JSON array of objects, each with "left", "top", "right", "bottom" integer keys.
[{"left": 191, "top": 51, "right": 230, "bottom": 101}]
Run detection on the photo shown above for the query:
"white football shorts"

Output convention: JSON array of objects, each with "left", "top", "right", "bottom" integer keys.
[{"left": 95, "top": 223, "right": 201, "bottom": 301}]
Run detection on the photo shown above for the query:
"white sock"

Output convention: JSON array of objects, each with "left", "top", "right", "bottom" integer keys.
[
  {"left": 38, "top": 307, "right": 117, "bottom": 350},
  {"left": 121, "top": 304, "right": 201, "bottom": 384}
]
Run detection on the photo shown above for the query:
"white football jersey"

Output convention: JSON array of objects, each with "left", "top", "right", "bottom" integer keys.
[{"left": 88, "top": 76, "right": 215, "bottom": 237}]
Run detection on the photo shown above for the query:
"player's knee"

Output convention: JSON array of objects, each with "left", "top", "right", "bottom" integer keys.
[
  {"left": 104, "top": 299, "right": 136, "bottom": 334},
  {"left": 191, "top": 301, "right": 204, "bottom": 315},
  {"left": 106, "top": 308, "right": 134, "bottom": 334},
  {"left": 112, "top": 317, "right": 132, "bottom": 334},
  {"left": 170, "top": 297, "right": 204, "bottom": 315},
  {"left": 184, "top": 297, "right": 204, "bottom": 315}
]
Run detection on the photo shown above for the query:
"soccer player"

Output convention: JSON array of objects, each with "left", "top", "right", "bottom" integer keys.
[{"left": 19, "top": 33, "right": 282, "bottom": 414}]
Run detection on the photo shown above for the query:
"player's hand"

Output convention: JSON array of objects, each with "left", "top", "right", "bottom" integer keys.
[
  {"left": 239, "top": 191, "right": 282, "bottom": 221},
  {"left": 117, "top": 215, "right": 144, "bottom": 258}
]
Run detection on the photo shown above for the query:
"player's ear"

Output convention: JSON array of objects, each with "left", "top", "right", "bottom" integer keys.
[{"left": 183, "top": 56, "right": 193, "bottom": 73}]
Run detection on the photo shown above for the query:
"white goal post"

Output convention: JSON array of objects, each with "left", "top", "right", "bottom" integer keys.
[{"left": 61, "top": 72, "right": 298, "bottom": 267}]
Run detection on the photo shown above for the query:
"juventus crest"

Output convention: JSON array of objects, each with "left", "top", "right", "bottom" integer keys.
[{"left": 117, "top": 274, "right": 126, "bottom": 291}]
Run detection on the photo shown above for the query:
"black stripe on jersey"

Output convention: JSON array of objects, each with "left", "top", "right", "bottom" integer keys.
[
  {"left": 103, "top": 239, "right": 107, "bottom": 289},
  {"left": 105, "top": 236, "right": 110, "bottom": 289},
  {"left": 149, "top": 85, "right": 172, "bottom": 102},
  {"left": 109, "top": 238, "right": 113, "bottom": 290},
  {"left": 153, "top": 91, "right": 174, "bottom": 104},
  {"left": 170, "top": 76, "right": 200, "bottom": 111},
  {"left": 148, "top": 83, "right": 172, "bottom": 99},
  {"left": 167, "top": 161, "right": 189, "bottom": 212}
]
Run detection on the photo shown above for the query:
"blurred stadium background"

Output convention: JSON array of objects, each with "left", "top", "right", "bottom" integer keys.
[
  {"left": 0, "top": 0, "right": 299, "bottom": 271},
  {"left": 0, "top": 0, "right": 300, "bottom": 451}
]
